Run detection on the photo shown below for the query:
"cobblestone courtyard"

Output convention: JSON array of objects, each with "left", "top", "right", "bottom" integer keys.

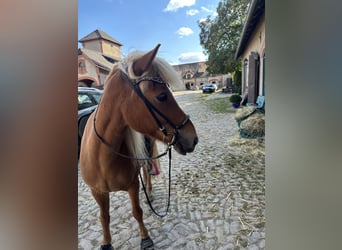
[{"left": 78, "top": 91, "right": 265, "bottom": 249}]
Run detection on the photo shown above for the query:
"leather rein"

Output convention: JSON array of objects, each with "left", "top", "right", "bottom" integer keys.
[{"left": 92, "top": 69, "right": 190, "bottom": 217}]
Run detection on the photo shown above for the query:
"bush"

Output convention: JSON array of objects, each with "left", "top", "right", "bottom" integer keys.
[{"left": 229, "top": 94, "right": 242, "bottom": 103}]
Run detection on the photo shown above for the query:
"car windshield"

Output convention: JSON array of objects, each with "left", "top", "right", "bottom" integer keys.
[
  {"left": 78, "top": 94, "right": 92, "bottom": 105},
  {"left": 92, "top": 94, "right": 102, "bottom": 103},
  {"left": 78, "top": 90, "right": 103, "bottom": 110}
]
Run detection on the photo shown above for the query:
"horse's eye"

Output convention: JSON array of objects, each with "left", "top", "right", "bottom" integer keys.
[{"left": 156, "top": 93, "right": 168, "bottom": 102}]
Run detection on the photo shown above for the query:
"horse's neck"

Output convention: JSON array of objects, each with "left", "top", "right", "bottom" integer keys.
[{"left": 95, "top": 94, "right": 127, "bottom": 151}]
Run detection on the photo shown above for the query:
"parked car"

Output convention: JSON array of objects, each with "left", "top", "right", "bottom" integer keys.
[
  {"left": 78, "top": 87, "right": 103, "bottom": 110},
  {"left": 202, "top": 83, "right": 216, "bottom": 93},
  {"left": 78, "top": 87, "right": 103, "bottom": 156}
]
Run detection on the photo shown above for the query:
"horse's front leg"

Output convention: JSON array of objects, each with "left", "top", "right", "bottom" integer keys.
[
  {"left": 128, "top": 179, "right": 154, "bottom": 250},
  {"left": 91, "top": 189, "right": 113, "bottom": 250}
]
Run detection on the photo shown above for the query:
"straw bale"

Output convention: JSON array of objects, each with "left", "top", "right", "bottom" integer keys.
[
  {"left": 234, "top": 106, "right": 256, "bottom": 122},
  {"left": 239, "top": 113, "right": 265, "bottom": 138}
]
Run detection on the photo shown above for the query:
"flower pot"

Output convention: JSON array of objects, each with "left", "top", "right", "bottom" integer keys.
[{"left": 232, "top": 102, "right": 240, "bottom": 108}]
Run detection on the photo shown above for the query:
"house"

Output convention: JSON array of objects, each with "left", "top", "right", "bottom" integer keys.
[
  {"left": 78, "top": 29, "right": 123, "bottom": 88},
  {"left": 78, "top": 30, "right": 230, "bottom": 91},
  {"left": 235, "top": 0, "right": 265, "bottom": 106},
  {"left": 172, "top": 62, "right": 231, "bottom": 90}
]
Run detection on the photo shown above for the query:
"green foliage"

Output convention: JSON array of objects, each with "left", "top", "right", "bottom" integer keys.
[
  {"left": 198, "top": 0, "right": 251, "bottom": 74},
  {"left": 206, "top": 97, "right": 231, "bottom": 113},
  {"left": 230, "top": 94, "right": 242, "bottom": 103}
]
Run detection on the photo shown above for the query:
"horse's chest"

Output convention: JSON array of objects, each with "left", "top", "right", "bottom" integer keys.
[{"left": 98, "top": 162, "right": 138, "bottom": 192}]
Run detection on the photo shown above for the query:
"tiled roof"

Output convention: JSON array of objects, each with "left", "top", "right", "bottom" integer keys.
[
  {"left": 193, "top": 72, "right": 206, "bottom": 78},
  {"left": 79, "top": 48, "right": 119, "bottom": 71},
  {"left": 235, "top": 0, "right": 265, "bottom": 59},
  {"left": 79, "top": 29, "right": 123, "bottom": 46}
]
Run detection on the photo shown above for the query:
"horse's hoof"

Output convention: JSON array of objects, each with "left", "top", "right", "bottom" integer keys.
[
  {"left": 100, "top": 244, "right": 113, "bottom": 250},
  {"left": 141, "top": 235, "right": 154, "bottom": 250}
]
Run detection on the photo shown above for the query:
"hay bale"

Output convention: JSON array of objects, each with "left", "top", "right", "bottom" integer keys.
[
  {"left": 239, "top": 113, "right": 265, "bottom": 138},
  {"left": 234, "top": 106, "right": 256, "bottom": 125}
]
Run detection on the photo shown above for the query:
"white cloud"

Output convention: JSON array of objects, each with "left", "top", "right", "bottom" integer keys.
[
  {"left": 201, "top": 6, "right": 212, "bottom": 12},
  {"left": 178, "top": 52, "right": 207, "bottom": 63},
  {"left": 164, "top": 0, "right": 196, "bottom": 12},
  {"left": 201, "top": 6, "right": 218, "bottom": 16},
  {"left": 176, "top": 27, "right": 194, "bottom": 37},
  {"left": 186, "top": 9, "right": 199, "bottom": 16}
]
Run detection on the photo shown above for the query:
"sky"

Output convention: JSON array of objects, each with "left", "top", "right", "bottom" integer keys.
[{"left": 78, "top": 0, "right": 221, "bottom": 65}]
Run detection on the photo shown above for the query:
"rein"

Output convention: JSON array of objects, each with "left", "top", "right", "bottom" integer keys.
[{"left": 138, "top": 147, "right": 172, "bottom": 218}]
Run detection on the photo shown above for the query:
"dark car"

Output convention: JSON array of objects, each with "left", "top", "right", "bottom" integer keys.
[
  {"left": 202, "top": 83, "right": 216, "bottom": 93},
  {"left": 78, "top": 87, "right": 103, "bottom": 156}
]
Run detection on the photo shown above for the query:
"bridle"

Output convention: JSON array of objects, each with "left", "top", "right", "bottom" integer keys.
[
  {"left": 119, "top": 70, "right": 190, "bottom": 146},
  {"left": 92, "top": 69, "right": 191, "bottom": 217},
  {"left": 93, "top": 69, "right": 191, "bottom": 158}
]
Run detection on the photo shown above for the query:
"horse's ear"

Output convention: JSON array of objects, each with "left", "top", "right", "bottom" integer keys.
[{"left": 133, "top": 44, "right": 161, "bottom": 76}]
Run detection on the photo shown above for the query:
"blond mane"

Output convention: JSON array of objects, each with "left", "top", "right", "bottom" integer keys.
[{"left": 124, "top": 127, "right": 149, "bottom": 165}]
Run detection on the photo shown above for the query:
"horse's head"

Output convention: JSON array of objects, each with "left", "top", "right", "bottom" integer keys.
[{"left": 117, "top": 44, "right": 198, "bottom": 155}]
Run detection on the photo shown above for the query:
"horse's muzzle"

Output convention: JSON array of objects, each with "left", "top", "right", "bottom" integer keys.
[{"left": 173, "top": 134, "right": 198, "bottom": 155}]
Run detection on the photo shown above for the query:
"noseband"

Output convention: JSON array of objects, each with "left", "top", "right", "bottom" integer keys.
[{"left": 120, "top": 70, "right": 190, "bottom": 146}]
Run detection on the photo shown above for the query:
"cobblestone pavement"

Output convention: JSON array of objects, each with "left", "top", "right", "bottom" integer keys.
[{"left": 78, "top": 91, "right": 265, "bottom": 249}]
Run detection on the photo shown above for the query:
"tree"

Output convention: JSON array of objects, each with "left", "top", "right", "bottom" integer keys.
[{"left": 198, "top": 0, "right": 251, "bottom": 74}]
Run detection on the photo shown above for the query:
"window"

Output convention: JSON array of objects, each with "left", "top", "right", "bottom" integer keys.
[
  {"left": 185, "top": 72, "right": 192, "bottom": 79},
  {"left": 78, "top": 93, "right": 102, "bottom": 110},
  {"left": 92, "top": 94, "right": 102, "bottom": 104},
  {"left": 78, "top": 60, "right": 87, "bottom": 74},
  {"left": 78, "top": 94, "right": 92, "bottom": 110}
]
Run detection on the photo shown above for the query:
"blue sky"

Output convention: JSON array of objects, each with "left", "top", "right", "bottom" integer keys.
[{"left": 78, "top": 0, "right": 221, "bottom": 65}]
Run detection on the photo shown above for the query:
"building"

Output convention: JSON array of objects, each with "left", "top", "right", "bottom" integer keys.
[
  {"left": 78, "top": 29, "right": 122, "bottom": 87},
  {"left": 172, "top": 62, "right": 231, "bottom": 90},
  {"left": 235, "top": 0, "right": 265, "bottom": 105},
  {"left": 78, "top": 30, "right": 230, "bottom": 91}
]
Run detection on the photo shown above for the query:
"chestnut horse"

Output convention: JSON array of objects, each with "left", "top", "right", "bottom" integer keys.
[{"left": 80, "top": 44, "right": 198, "bottom": 250}]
